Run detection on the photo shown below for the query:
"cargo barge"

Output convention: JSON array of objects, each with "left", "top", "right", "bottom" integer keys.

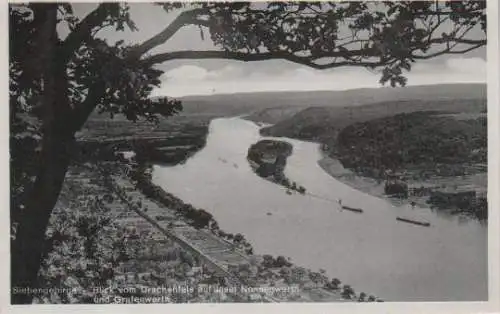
[
  {"left": 341, "top": 206, "right": 364, "bottom": 213},
  {"left": 396, "top": 217, "right": 431, "bottom": 227}
]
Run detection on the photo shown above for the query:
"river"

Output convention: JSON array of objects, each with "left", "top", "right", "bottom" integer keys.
[{"left": 152, "top": 117, "right": 488, "bottom": 301}]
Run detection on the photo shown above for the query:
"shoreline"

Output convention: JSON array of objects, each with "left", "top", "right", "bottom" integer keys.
[
  {"left": 46, "top": 160, "right": 382, "bottom": 303},
  {"left": 317, "top": 153, "right": 488, "bottom": 222},
  {"left": 135, "top": 161, "right": 383, "bottom": 302},
  {"left": 317, "top": 156, "right": 413, "bottom": 207}
]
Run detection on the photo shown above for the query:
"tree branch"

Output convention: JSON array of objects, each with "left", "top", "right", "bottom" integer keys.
[
  {"left": 428, "top": 37, "right": 486, "bottom": 45},
  {"left": 142, "top": 50, "right": 385, "bottom": 70},
  {"left": 60, "top": 4, "right": 116, "bottom": 62},
  {"left": 128, "top": 8, "right": 208, "bottom": 59},
  {"left": 412, "top": 43, "right": 485, "bottom": 60}
]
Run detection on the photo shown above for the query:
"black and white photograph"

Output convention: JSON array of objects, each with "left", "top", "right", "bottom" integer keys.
[{"left": 6, "top": 0, "right": 499, "bottom": 309}]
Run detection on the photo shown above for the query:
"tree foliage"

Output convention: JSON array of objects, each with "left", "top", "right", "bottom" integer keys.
[{"left": 145, "top": 1, "right": 486, "bottom": 87}]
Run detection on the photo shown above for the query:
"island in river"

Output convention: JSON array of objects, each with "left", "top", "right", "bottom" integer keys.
[{"left": 247, "top": 139, "right": 306, "bottom": 194}]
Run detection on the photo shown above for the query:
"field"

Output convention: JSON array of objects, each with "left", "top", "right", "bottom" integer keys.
[{"left": 77, "top": 114, "right": 212, "bottom": 165}]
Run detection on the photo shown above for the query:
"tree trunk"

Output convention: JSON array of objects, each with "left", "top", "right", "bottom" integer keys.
[
  {"left": 11, "top": 135, "right": 74, "bottom": 304},
  {"left": 10, "top": 4, "right": 67, "bottom": 304}
]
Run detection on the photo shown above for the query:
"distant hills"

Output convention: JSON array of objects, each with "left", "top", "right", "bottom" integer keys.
[
  {"left": 91, "top": 83, "right": 485, "bottom": 123},
  {"left": 225, "top": 83, "right": 485, "bottom": 140},
  {"left": 258, "top": 97, "right": 486, "bottom": 142},
  {"left": 85, "top": 82, "right": 486, "bottom": 154},
  {"left": 180, "top": 83, "right": 486, "bottom": 121}
]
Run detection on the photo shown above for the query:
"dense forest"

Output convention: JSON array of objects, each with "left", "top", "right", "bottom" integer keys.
[{"left": 334, "top": 111, "right": 487, "bottom": 179}]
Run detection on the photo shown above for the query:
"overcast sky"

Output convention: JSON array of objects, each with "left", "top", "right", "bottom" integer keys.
[{"left": 67, "top": 3, "right": 487, "bottom": 97}]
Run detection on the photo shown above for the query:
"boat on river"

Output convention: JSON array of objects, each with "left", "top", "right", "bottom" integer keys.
[
  {"left": 396, "top": 217, "right": 431, "bottom": 227},
  {"left": 341, "top": 205, "right": 364, "bottom": 213}
]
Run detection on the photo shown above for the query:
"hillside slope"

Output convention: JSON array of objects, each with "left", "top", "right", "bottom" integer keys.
[
  {"left": 243, "top": 83, "right": 486, "bottom": 124},
  {"left": 260, "top": 97, "right": 486, "bottom": 142},
  {"left": 336, "top": 111, "right": 487, "bottom": 178}
]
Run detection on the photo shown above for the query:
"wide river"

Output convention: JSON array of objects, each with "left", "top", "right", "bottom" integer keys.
[{"left": 152, "top": 117, "right": 487, "bottom": 301}]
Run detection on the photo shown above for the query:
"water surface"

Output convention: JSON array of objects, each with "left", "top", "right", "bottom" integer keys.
[{"left": 152, "top": 117, "right": 487, "bottom": 301}]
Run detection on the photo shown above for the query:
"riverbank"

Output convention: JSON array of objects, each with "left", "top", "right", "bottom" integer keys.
[
  {"left": 131, "top": 161, "right": 382, "bottom": 302},
  {"left": 318, "top": 155, "right": 425, "bottom": 208},
  {"left": 318, "top": 153, "right": 488, "bottom": 222},
  {"left": 42, "top": 160, "right": 378, "bottom": 303},
  {"left": 40, "top": 141, "right": 382, "bottom": 303}
]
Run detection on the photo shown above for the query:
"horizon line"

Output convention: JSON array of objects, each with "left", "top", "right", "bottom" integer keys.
[{"left": 150, "top": 82, "right": 486, "bottom": 99}]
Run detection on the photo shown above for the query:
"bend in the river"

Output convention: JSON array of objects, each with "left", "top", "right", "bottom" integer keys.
[{"left": 152, "top": 117, "right": 487, "bottom": 302}]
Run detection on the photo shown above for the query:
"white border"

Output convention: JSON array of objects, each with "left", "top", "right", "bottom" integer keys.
[
  {"left": 487, "top": 0, "right": 500, "bottom": 312},
  {"left": 1, "top": 1, "right": 499, "bottom": 314}
]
